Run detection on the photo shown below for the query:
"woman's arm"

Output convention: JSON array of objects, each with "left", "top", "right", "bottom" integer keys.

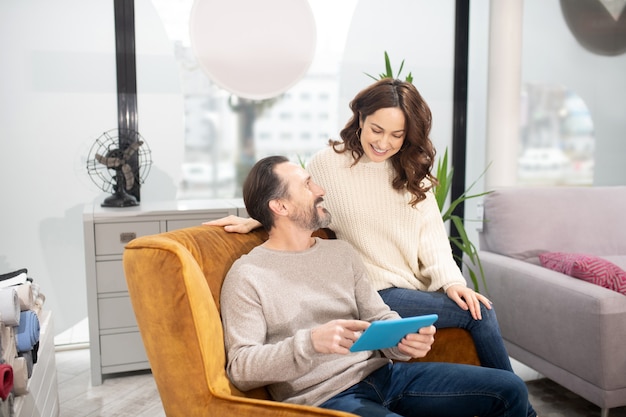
[{"left": 203, "top": 215, "right": 262, "bottom": 233}]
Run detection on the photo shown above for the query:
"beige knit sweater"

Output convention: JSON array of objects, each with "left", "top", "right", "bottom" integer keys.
[
  {"left": 307, "top": 146, "right": 466, "bottom": 293},
  {"left": 221, "top": 238, "right": 409, "bottom": 406}
]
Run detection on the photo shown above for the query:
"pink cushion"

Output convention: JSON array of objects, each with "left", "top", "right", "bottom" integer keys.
[{"left": 539, "top": 252, "right": 626, "bottom": 295}]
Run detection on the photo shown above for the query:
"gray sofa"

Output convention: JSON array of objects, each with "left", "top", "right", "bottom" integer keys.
[{"left": 468, "top": 186, "right": 626, "bottom": 417}]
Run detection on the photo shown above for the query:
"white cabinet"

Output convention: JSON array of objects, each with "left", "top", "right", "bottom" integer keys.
[{"left": 83, "top": 199, "right": 244, "bottom": 385}]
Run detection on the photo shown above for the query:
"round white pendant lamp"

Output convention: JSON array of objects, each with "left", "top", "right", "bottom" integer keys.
[{"left": 189, "top": 0, "right": 317, "bottom": 100}]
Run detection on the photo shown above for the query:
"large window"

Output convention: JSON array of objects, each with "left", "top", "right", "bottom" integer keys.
[
  {"left": 141, "top": 0, "right": 465, "bottom": 199},
  {"left": 149, "top": 0, "right": 357, "bottom": 199},
  {"left": 518, "top": 85, "right": 595, "bottom": 186},
  {"left": 518, "top": 0, "right": 626, "bottom": 187},
  {"left": 141, "top": 0, "right": 616, "bottom": 203}
]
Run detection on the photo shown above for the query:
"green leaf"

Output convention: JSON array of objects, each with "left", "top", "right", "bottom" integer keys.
[
  {"left": 397, "top": 59, "right": 405, "bottom": 77},
  {"left": 364, "top": 72, "right": 379, "bottom": 81},
  {"left": 384, "top": 51, "right": 393, "bottom": 78},
  {"left": 434, "top": 149, "right": 453, "bottom": 214}
]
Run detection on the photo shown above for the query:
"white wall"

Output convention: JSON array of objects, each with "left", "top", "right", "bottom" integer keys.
[{"left": 0, "top": 0, "right": 183, "bottom": 335}]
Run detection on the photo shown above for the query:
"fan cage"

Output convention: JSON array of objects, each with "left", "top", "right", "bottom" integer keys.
[{"left": 86, "top": 129, "right": 153, "bottom": 194}]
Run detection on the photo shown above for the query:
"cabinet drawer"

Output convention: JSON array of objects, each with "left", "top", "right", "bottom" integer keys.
[
  {"left": 96, "top": 260, "right": 127, "bottom": 293},
  {"left": 100, "top": 332, "right": 148, "bottom": 367},
  {"left": 166, "top": 209, "right": 235, "bottom": 231},
  {"left": 166, "top": 218, "right": 205, "bottom": 231},
  {"left": 98, "top": 297, "right": 137, "bottom": 330},
  {"left": 95, "top": 221, "right": 161, "bottom": 255}
]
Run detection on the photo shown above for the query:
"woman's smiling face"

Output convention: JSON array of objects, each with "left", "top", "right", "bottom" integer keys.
[{"left": 359, "top": 107, "right": 406, "bottom": 162}]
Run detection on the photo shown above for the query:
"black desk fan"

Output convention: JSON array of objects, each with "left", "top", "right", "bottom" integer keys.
[{"left": 86, "top": 128, "right": 152, "bottom": 207}]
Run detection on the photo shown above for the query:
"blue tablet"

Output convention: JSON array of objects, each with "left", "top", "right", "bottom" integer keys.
[{"left": 349, "top": 314, "right": 438, "bottom": 352}]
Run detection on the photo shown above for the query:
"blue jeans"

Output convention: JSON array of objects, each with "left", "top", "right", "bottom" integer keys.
[
  {"left": 378, "top": 287, "right": 537, "bottom": 417},
  {"left": 320, "top": 362, "right": 528, "bottom": 417}
]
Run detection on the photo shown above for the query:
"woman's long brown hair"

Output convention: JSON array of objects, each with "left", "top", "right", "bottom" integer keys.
[{"left": 330, "top": 78, "right": 438, "bottom": 206}]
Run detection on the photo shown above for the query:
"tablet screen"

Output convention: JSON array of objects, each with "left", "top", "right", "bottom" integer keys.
[{"left": 349, "top": 314, "right": 438, "bottom": 352}]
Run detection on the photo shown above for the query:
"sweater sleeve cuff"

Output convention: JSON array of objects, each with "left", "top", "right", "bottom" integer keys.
[
  {"left": 381, "top": 347, "right": 411, "bottom": 362},
  {"left": 441, "top": 281, "right": 467, "bottom": 292},
  {"left": 294, "top": 329, "right": 317, "bottom": 360}
]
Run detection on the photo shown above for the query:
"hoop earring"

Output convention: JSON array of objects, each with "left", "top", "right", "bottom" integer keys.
[{"left": 355, "top": 128, "right": 361, "bottom": 139}]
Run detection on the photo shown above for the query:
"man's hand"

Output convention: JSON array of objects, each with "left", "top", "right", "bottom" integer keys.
[
  {"left": 397, "top": 325, "right": 436, "bottom": 358},
  {"left": 311, "top": 319, "right": 370, "bottom": 355},
  {"left": 445, "top": 284, "right": 492, "bottom": 320},
  {"left": 203, "top": 215, "right": 261, "bottom": 233}
]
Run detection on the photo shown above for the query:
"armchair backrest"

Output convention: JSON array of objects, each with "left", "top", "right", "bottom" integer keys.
[{"left": 123, "top": 225, "right": 350, "bottom": 417}]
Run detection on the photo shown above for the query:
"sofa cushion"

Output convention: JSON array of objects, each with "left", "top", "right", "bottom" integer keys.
[
  {"left": 602, "top": 255, "right": 626, "bottom": 271},
  {"left": 479, "top": 186, "right": 626, "bottom": 259},
  {"left": 539, "top": 252, "right": 626, "bottom": 295}
]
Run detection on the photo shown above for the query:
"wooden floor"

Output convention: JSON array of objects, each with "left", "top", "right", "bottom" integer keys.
[
  {"left": 54, "top": 345, "right": 626, "bottom": 417},
  {"left": 55, "top": 347, "right": 165, "bottom": 417}
]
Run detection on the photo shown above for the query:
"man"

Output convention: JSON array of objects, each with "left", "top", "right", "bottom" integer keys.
[{"left": 220, "top": 155, "right": 528, "bottom": 417}]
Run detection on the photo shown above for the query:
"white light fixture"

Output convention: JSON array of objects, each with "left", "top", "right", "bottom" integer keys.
[{"left": 189, "top": 0, "right": 317, "bottom": 100}]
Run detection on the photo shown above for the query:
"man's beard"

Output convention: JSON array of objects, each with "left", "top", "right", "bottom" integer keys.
[{"left": 291, "top": 199, "right": 331, "bottom": 230}]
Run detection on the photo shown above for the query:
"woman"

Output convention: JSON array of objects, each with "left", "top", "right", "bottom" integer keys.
[{"left": 208, "top": 78, "right": 537, "bottom": 416}]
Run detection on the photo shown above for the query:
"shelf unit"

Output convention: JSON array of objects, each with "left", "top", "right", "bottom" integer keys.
[{"left": 13, "top": 310, "right": 59, "bottom": 417}]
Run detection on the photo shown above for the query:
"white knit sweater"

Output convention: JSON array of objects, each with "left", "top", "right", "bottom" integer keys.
[{"left": 307, "top": 145, "right": 466, "bottom": 293}]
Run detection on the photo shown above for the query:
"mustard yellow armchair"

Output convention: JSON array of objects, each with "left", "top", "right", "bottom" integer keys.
[{"left": 123, "top": 225, "right": 479, "bottom": 417}]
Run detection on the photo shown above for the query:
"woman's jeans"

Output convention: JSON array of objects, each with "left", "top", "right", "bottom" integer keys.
[
  {"left": 378, "top": 287, "right": 536, "bottom": 417},
  {"left": 320, "top": 362, "right": 528, "bottom": 417}
]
